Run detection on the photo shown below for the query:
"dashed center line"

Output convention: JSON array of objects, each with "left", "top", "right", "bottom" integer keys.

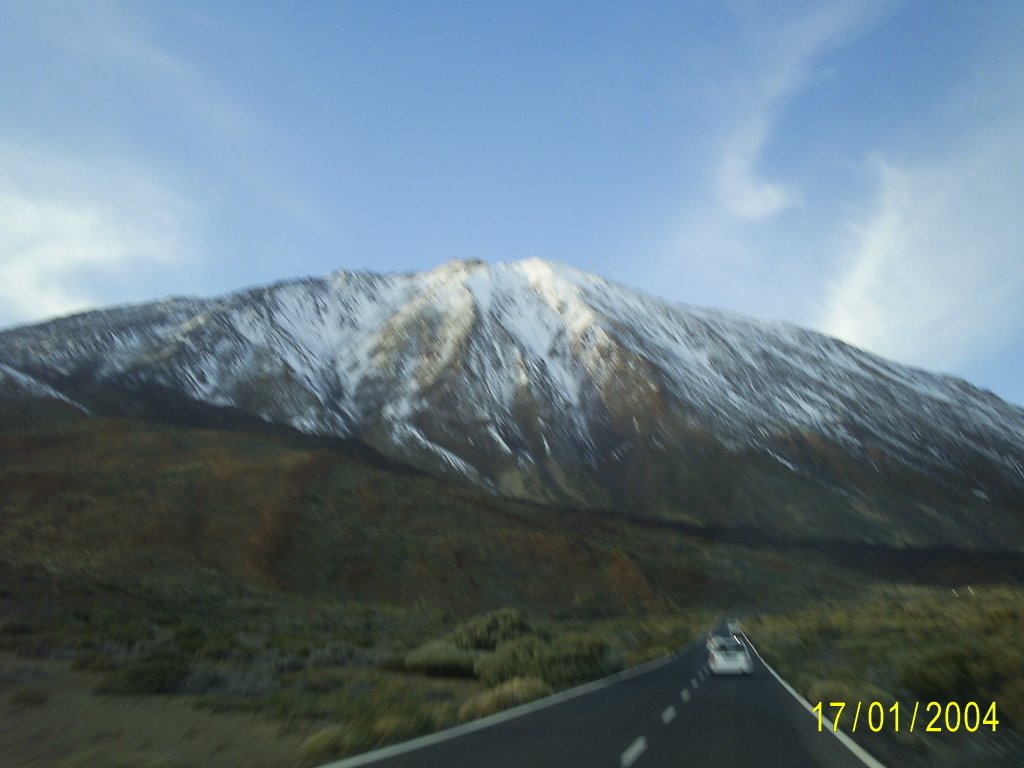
[
  {"left": 681, "top": 689, "right": 691, "bottom": 703},
  {"left": 661, "top": 705, "right": 677, "bottom": 724},
  {"left": 691, "top": 677, "right": 699, "bottom": 689},
  {"left": 621, "top": 735, "right": 648, "bottom": 767}
]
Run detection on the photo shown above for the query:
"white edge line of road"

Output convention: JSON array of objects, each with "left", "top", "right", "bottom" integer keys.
[
  {"left": 742, "top": 633, "right": 888, "bottom": 768},
  {"left": 315, "top": 635, "right": 705, "bottom": 768}
]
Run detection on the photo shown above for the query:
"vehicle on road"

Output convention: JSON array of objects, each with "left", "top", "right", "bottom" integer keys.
[
  {"left": 709, "top": 637, "right": 753, "bottom": 675},
  {"left": 706, "top": 632, "right": 729, "bottom": 651}
]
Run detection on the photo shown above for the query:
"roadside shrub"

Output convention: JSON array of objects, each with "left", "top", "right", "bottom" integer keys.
[
  {"left": 900, "top": 646, "right": 975, "bottom": 701},
  {"left": 899, "top": 640, "right": 1019, "bottom": 702},
  {"left": 306, "top": 644, "right": 354, "bottom": 667},
  {"left": 458, "top": 677, "right": 553, "bottom": 721},
  {"left": 377, "top": 653, "right": 407, "bottom": 672},
  {"left": 71, "top": 652, "right": 117, "bottom": 672},
  {"left": 0, "top": 619, "right": 34, "bottom": 636},
  {"left": 198, "top": 633, "right": 242, "bottom": 661},
  {"left": 404, "top": 641, "right": 484, "bottom": 678},
  {"left": 96, "top": 656, "right": 189, "bottom": 695},
  {"left": 371, "top": 712, "right": 433, "bottom": 743},
  {"left": 9, "top": 684, "right": 51, "bottom": 707},
  {"left": 475, "top": 635, "right": 623, "bottom": 688},
  {"left": 178, "top": 665, "right": 227, "bottom": 695},
  {"left": 999, "top": 676, "right": 1024, "bottom": 727},
  {"left": 447, "top": 608, "right": 531, "bottom": 651},
  {"left": 351, "top": 630, "right": 376, "bottom": 649},
  {"left": 105, "top": 620, "right": 153, "bottom": 647},
  {"left": 173, "top": 621, "right": 207, "bottom": 654},
  {"left": 295, "top": 724, "right": 373, "bottom": 765},
  {"left": 299, "top": 667, "right": 346, "bottom": 693},
  {"left": 624, "top": 645, "right": 670, "bottom": 666},
  {"left": 59, "top": 747, "right": 189, "bottom": 768},
  {"left": 271, "top": 633, "right": 313, "bottom": 658},
  {"left": 805, "top": 679, "right": 856, "bottom": 706}
]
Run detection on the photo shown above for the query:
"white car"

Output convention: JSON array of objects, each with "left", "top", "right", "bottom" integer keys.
[
  {"left": 706, "top": 633, "right": 729, "bottom": 651},
  {"left": 709, "top": 637, "right": 753, "bottom": 675}
]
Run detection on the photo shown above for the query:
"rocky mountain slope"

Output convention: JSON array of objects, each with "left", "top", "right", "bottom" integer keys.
[{"left": 1, "top": 259, "right": 1022, "bottom": 550}]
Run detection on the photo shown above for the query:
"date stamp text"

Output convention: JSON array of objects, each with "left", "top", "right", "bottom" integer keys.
[{"left": 811, "top": 701, "right": 999, "bottom": 734}]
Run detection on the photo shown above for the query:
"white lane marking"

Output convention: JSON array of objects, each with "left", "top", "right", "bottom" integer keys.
[
  {"left": 690, "top": 677, "right": 697, "bottom": 687},
  {"left": 621, "top": 736, "right": 648, "bottom": 767},
  {"left": 742, "top": 633, "right": 888, "bottom": 768},
  {"left": 681, "top": 689, "right": 691, "bottom": 703},
  {"left": 662, "top": 705, "right": 677, "bottom": 724}
]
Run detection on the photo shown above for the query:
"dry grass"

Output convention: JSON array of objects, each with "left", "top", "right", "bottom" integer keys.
[
  {"left": 403, "top": 641, "right": 484, "bottom": 678},
  {"left": 457, "top": 677, "right": 553, "bottom": 721}
]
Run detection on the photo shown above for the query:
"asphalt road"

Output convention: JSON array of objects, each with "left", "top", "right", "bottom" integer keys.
[{"left": 321, "top": 624, "right": 885, "bottom": 768}]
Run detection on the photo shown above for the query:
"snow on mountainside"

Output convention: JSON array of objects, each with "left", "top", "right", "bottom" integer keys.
[
  {"left": 0, "top": 363, "right": 89, "bottom": 413},
  {"left": 1, "top": 259, "right": 1023, "bottom": 550}
]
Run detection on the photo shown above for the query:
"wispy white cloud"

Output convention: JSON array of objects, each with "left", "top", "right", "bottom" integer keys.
[
  {"left": 0, "top": 142, "right": 194, "bottom": 327},
  {"left": 713, "top": 0, "right": 888, "bottom": 221},
  {"left": 55, "top": 1, "right": 334, "bottom": 237},
  {"left": 657, "top": 1, "right": 892, "bottom": 321},
  {"left": 715, "top": 118, "right": 797, "bottom": 220},
  {"left": 0, "top": 0, "right": 338, "bottom": 326},
  {"left": 33, "top": 0, "right": 257, "bottom": 144},
  {"left": 819, "top": 120, "right": 1024, "bottom": 371}
]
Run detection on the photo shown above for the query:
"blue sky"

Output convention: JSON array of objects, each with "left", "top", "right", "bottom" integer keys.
[{"left": 1, "top": 0, "right": 1022, "bottom": 406}]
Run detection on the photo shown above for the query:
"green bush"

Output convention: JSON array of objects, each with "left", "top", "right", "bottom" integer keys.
[
  {"left": 404, "top": 641, "right": 484, "bottom": 678},
  {"left": 96, "top": 656, "right": 189, "bottom": 695},
  {"left": 447, "top": 608, "right": 531, "bottom": 651},
  {"left": 458, "top": 677, "right": 553, "bottom": 721},
  {"left": 475, "top": 634, "right": 623, "bottom": 688}
]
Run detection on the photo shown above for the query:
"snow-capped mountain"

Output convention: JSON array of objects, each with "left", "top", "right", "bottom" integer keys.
[{"left": 2, "top": 259, "right": 1023, "bottom": 550}]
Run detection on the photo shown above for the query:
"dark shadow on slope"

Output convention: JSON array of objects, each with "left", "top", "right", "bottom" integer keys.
[
  {"left": 8, "top": 371, "right": 427, "bottom": 478},
  {"left": 546, "top": 504, "right": 1024, "bottom": 586}
]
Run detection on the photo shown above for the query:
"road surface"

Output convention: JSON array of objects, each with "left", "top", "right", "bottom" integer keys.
[{"left": 320, "top": 623, "right": 885, "bottom": 768}]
